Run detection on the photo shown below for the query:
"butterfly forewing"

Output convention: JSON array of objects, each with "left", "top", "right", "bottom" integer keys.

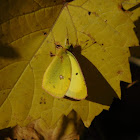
[{"left": 42, "top": 48, "right": 72, "bottom": 98}]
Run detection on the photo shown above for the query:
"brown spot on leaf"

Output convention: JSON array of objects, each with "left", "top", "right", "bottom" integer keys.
[
  {"left": 55, "top": 42, "right": 62, "bottom": 49},
  {"left": 40, "top": 97, "right": 46, "bottom": 104},
  {"left": 60, "top": 55, "right": 63, "bottom": 62},
  {"left": 117, "top": 70, "right": 123, "bottom": 75},
  {"left": 43, "top": 32, "right": 47, "bottom": 35},
  {"left": 56, "top": 44, "right": 62, "bottom": 48},
  {"left": 67, "top": 38, "right": 69, "bottom": 45},
  {"left": 93, "top": 12, "right": 98, "bottom": 16},
  {"left": 50, "top": 52, "right": 55, "bottom": 57}
]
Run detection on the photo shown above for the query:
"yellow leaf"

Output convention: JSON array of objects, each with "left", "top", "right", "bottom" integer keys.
[{"left": 0, "top": 0, "right": 139, "bottom": 130}]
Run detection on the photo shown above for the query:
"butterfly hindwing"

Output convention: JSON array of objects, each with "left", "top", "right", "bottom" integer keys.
[{"left": 65, "top": 51, "right": 87, "bottom": 100}]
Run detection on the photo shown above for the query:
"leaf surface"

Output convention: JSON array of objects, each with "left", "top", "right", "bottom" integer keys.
[{"left": 0, "top": 0, "right": 139, "bottom": 129}]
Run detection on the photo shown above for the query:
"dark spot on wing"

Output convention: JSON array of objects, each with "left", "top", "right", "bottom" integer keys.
[
  {"left": 88, "top": 11, "right": 91, "bottom": 15},
  {"left": 68, "top": 78, "right": 71, "bottom": 81},
  {"left": 43, "top": 32, "right": 47, "bottom": 35},
  {"left": 53, "top": 85, "right": 55, "bottom": 88},
  {"left": 76, "top": 73, "right": 78, "bottom": 75}
]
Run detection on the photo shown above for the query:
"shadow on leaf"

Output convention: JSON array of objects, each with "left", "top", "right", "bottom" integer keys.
[
  {"left": 0, "top": 42, "right": 20, "bottom": 59},
  {"left": 128, "top": 3, "right": 140, "bottom": 12},
  {"left": 73, "top": 46, "right": 118, "bottom": 106},
  {"left": 84, "top": 80, "right": 140, "bottom": 140}
]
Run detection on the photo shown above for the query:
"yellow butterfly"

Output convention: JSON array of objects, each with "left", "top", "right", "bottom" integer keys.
[{"left": 42, "top": 45, "right": 87, "bottom": 100}]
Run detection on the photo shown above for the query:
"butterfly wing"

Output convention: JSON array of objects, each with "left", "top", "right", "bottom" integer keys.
[
  {"left": 65, "top": 51, "right": 87, "bottom": 100},
  {"left": 42, "top": 48, "right": 72, "bottom": 98}
]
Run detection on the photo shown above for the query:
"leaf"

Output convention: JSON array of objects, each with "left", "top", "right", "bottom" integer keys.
[
  {"left": 122, "top": 0, "right": 140, "bottom": 22},
  {"left": 122, "top": 0, "right": 140, "bottom": 57},
  {"left": 0, "top": 0, "right": 139, "bottom": 129}
]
